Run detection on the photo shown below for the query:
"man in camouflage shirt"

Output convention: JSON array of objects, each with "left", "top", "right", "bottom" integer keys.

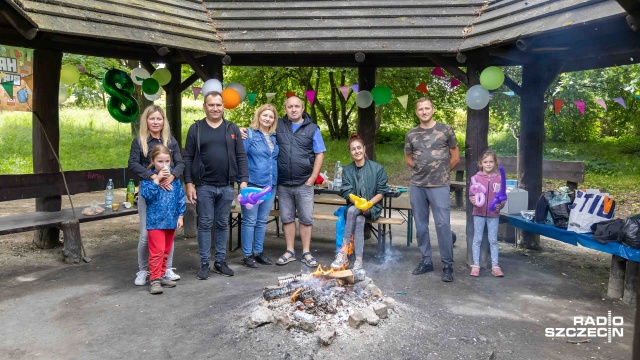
[{"left": 404, "top": 97, "right": 460, "bottom": 282}]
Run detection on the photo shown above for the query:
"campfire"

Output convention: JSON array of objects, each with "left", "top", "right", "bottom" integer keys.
[{"left": 247, "top": 242, "right": 396, "bottom": 346}]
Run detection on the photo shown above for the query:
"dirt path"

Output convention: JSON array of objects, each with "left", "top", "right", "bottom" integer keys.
[{"left": 0, "top": 193, "right": 634, "bottom": 359}]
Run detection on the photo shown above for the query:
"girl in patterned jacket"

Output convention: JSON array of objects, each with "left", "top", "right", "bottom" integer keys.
[{"left": 140, "top": 145, "right": 186, "bottom": 294}]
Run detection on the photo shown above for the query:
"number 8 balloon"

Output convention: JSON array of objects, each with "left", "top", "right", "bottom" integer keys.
[{"left": 103, "top": 69, "right": 139, "bottom": 123}]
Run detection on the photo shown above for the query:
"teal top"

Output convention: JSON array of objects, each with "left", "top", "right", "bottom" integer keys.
[{"left": 339, "top": 159, "right": 389, "bottom": 220}]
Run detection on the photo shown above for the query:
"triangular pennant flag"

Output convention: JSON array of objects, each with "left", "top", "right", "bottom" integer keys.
[
  {"left": 613, "top": 97, "right": 626, "bottom": 109},
  {"left": 266, "top": 92, "right": 276, "bottom": 103},
  {"left": 1, "top": 81, "right": 13, "bottom": 99},
  {"left": 450, "top": 78, "right": 461, "bottom": 89},
  {"left": 14, "top": 49, "right": 21, "bottom": 58},
  {"left": 431, "top": 67, "right": 446, "bottom": 77},
  {"left": 416, "top": 81, "right": 428, "bottom": 94},
  {"left": 305, "top": 89, "right": 316, "bottom": 106},
  {"left": 192, "top": 86, "right": 201, "bottom": 100},
  {"left": 594, "top": 99, "right": 607, "bottom": 110},
  {"left": 635, "top": 95, "right": 640, "bottom": 100},
  {"left": 339, "top": 86, "right": 350, "bottom": 100},
  {"left": 285, "top": 91, "right": 296, "bottom": 98},
  {"left": 554, "top": 99, "right": 565, "bottom": 115},
  {"left": 247, "top": 93, "right": 257, "bottom": 106},
  {"left": 397, "top": 94, "right": 409, "bottom": 110},
  {"left": 351, "top": 84, "right": 359, "bottom": 94},
  {"left": 503, "top": 91, "right": 515, "bottom": 97},
  {"left": 574, "top": 101, "right": 585, "bottom": 115}
]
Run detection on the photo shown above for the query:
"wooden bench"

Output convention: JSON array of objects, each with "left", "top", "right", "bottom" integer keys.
[{"left": 0, "top": 168, "right": 140, "bottom": 263}]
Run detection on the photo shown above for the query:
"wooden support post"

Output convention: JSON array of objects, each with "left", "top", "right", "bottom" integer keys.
[
  {"left": 61, "top": 220, "right": 82, "bottom": 264},
  {"left": 518, "top": 60, "right": 564, "bottom": 250},
  {"left": 165, "top": 62, "right": 182, "bottom": 147},
  {"left": 608, "top": 255, "right": 626, "bottom": 299},
  {"left": 32, "top": 49, "right": 63, "bottom": 249},
  {"left": 624, "top": 260, "right": 639, "bottom": 305},
  {"left": 357, "top": 65, "right": 377, "bottom": 161},
  {"left": 464, "top": 52, "right": 491, "bottom": 269}
]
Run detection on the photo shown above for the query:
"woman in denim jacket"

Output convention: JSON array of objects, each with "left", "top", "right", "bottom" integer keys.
[{"left": 240, "top": 104, "right": 279, "bottom": 268}]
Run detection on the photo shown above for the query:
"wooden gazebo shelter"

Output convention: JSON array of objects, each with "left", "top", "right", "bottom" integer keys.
[{"left": 2, "top": 0, "right": 640, "bottom": 353}]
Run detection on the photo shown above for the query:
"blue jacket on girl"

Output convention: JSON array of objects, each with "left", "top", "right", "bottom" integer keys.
[
  {"left": 243, "top": 128, "right": 279, "bottom": 187},
  {"left": 140, "top": 171, "right": 186, "bottom": 230}
]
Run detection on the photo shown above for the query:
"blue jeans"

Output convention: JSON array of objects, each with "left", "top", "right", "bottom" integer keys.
[
  {"left": 196, "top": 184, "right": 234, "bottom": 263},
  {"left": 241, "top": 186, "right": 277, "bottom": 257},
  {"left": 409, "top": 185, "right": 453, "bottom": 266},
  {"left": 473, "top": 216, "right": 500, "bottom": 267}
]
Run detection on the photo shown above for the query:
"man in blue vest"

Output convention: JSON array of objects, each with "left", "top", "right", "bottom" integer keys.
[{"left": 274, "top": 96, "right": 326, "bottom": 267}]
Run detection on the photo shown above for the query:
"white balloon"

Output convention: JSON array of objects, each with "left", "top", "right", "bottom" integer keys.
[
  {"left": 465, "top": 85, "right": 490, "bottom": 110},
  {"left": 130, "top": 67, "right": 150, "bottom": 85},
  {"left": 225, "top": 82, "right": 246, "bottom": 101},
  {"left": 58, "top": 85, "right": 69, "bottom": 104},
  {"left": 355, "top": 90, "right": 373, "bottom": 108},
  {"left": 144, "top": 88, "right": 162, "bottom": 101},
  {"left": 202, "top": 79, "right": 223, "bottom": 96}
]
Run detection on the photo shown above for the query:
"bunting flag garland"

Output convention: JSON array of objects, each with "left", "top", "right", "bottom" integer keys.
[
  {"left": 613, "top": 97, "right": 626, "bottom": 109},
  {"left": 351, "top": 84, "right": 359, "bottom": 94},
  {"left": 1, "top": 81, "right": 13, "bottom": 99},
  {"left": 266, "top": 92, "right": 276, "bottom": 103},
  {"left": 635, "top": 94, "right": 640, "bottom": 100},
  {"left": 554, "top": 99, "right": 565, "bottom": 115},
  {"left": 574, "top": 101, "right": 585, "bottom": 115},
  {"left": 594, "top": 99, "right": 607, "bottom": 110},
  {"left": 503, "top": 91, "right": 515, "bottom": 97},
  {"left": 192, "top": 86, "right": 201, "bottom": 100},
  {"left": 285, "top": 91, "right": 296, "bottom": 98},
  {"left": 431, "top": 67, "right": 446, "bottom": 78},
  {"left": 397, "top": 94, "right": 408, "bottom": 110},
  {"left": 305, "top": 89, "right": 316, "bottom": 106},
  {"left": 450, "top": 78, "right": 461, "bottom": 89},
  {"left": 339, "top": 85, "right": 350, "bottom": 100},
  {"left": 247, "top": 93, "right": 257, "bottom": 106},
  {"left": 416, "top": 81, "right": 428, "bottom": 94}
]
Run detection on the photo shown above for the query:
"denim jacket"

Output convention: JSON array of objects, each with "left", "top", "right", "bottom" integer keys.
[
  {"left": 243, "top": 128, "right": 278, "bottom": 187},
  {"left": 140, "top": 170, "right": 186, "bottom": 230}
]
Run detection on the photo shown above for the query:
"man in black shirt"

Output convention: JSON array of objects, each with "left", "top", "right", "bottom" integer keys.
[{"left": 183, "top": 91, "right": 249, "bottom": 279}]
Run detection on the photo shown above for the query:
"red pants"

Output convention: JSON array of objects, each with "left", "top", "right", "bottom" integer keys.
[{"left": 148, "top": 229, "right": 175, "bottom": 281}]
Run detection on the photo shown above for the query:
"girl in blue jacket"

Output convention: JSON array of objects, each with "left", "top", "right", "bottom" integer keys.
[{"left": 140, "top": 145, "right": 186, "bottom": 294}]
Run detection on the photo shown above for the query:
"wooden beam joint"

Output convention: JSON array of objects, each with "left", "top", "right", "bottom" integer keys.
[
  {"left": 426, "top": 54, "right": 468, "bottom": 86},
  {"left": 178, "top": 49, "right": 211, "bottom": 81}
]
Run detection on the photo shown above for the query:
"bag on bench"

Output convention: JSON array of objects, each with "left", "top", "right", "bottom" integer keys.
[
  {"left": 621, "top": 214, "right": 640, "bottom": 249},
  {"left": 591, "top": 218, "right": 624, "bottom": 244},
  {"left": 568, "top": 190, "right": 616, "bottom": 233}
]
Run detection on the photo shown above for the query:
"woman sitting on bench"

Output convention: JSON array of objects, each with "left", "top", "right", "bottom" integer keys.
[{"left": 331, "top": 134, "right": 389, "bottom": 275}]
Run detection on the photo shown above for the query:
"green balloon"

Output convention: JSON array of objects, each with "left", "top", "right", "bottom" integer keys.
[
  {"left": 371, "top": 85, "right": 392, "bottom": 105},
  {"left": 60, "top": 64, "right": 80, "bottom": 85},
  {"left": 142, "top": 78, "right": 160, "bottom": 95},
  {"left": 151, "top": 68, "right": 171, "bottom": 86},
  {"left": 479, "top": 66, "right": 504, "bottom": 90}
]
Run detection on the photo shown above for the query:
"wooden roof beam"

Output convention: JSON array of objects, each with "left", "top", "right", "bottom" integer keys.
[
  {"left": 426, "top": 54, "right": 468, "bottom": 86},
  {"left": 180, "top": 72, "right": 200, "bottom": 93},
  {"left": 502, "top": 75, "right": 522, "bottom": 97},
  {"left": 0, "top": 1, "right": 37, "bottom": 40},
  {"left": 178, "top": 49, "right": 211, "bottom": 81}
]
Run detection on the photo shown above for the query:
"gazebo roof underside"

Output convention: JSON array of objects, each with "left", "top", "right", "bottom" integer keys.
[{"left": 1, "top": 0, "right": 639, "bottom": 70}]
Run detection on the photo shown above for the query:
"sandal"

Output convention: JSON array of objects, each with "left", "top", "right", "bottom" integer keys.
[
  {"left": 470, "top": 265, "right": 480, "bottom": 277},
  {"left": 301, "top": 251, "right": 318, "bottom": 268},
  {"left": 276, "top": 250, "right": 296, "bottom": 266}
]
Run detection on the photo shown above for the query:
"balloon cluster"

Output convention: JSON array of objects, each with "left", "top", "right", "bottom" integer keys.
[
  {"left": 355, "top": 85, "right": 393, "bottom": 108},
  {"left": 200, "top": 79, "right": 246, "bottom": 109},
  {"left": 465, "top": 66, "right": 505, "bottom": 110},
  {"left": 103, "top": 69, "right": 139, "bottom": 123},
  {"left": 237, "top": 186, "right": 273, "bottom": 209},
  {"left": 128, "top": 67, "right": 171, "bottom": 101},
  {"left": 58, "top": 64, "right": 82, "bottom": 104},
  {"left": 488, "top": 166, "right": 508, "bottom": 212},
  {"left": 469, "top": 177, "right": 487, "bottom": 208},
  {"left": 349, "top": 194, "right": 373, "bottom": 211}
]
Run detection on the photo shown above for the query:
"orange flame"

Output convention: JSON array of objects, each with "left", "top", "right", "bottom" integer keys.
[
  {"left": 346, "top": 237, "right": 354, "bottom": 257},
  {"left": 311, "top": 264, "right": 334, "bottom": 278},
  {"left": 291, "top": 288, "right": 303, "bottom": 302}
]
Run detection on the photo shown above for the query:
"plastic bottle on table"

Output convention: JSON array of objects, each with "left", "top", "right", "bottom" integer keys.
[
  {"left": 126, "top": 179, "right": 136, "bottom": 204},
  {"left": 105, "top": 179, "right": 114, "bottom": 207},
  {"left": 334, "top": 161, "right": 343, "bottom": 188}
]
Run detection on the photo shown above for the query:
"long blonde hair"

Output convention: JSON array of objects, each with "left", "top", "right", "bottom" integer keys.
[
  {"left": 138, "top": 105, "right": 171, "bottom": 157},
  {"left": 249, "top": 104, "right": 278, "bottom": 135}
]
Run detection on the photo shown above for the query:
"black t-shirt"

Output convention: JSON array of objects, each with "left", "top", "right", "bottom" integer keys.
[{"left": 200, "top": 121, "right": 229, "bottom": 186}]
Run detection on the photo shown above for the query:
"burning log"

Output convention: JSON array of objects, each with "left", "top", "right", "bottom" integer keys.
[
  {"left": 325, "top": 269, "right": 355, "bottom": 285},
  {"left": 263, "top": 283, "right": 304, "bottom": 301},
  {"left": 278, "top": 273, "right": 311, "bottom": 287}
]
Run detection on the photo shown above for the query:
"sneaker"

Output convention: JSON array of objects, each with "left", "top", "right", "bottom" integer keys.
[
  {"left": 135, "top": 270, "right": 149, "bottom": 286},
  {"left": 352, "top": 259, "right": 363, "bottom": 272},
  {"left": 160, "top": 277, "right": 177, "bottom": 287},
  {"left": 242, "top": 256, "right": 258, "bottom": 268},
  {"left": 149, "top": 280, "right": 163, "bottom": 294},
  {"left": 442, "top": 265, "right": 454, "bottom": 282},
  {"left": 196, "top": 262, "right": 210, "bottom": 280},
  {"left": 492, "top": 266, "right": 504, "bottom": 277},
  {"left": 331, "top": 251, "right": 349, "bottom": 269},
  {"left": 254, "top": 252, "right": 273, "bottom": 265},
  {"left": 164, "top": 268, "right": 180, "bottom": 281},
  {"left": 213, "top": 261, "right": 234, "bottom": 277},
  {"left": 412, "top": 259, "right": 434, "bottom": 275},
  {"left": 470, "top": 265, "right": 480, "bottom": 277}
]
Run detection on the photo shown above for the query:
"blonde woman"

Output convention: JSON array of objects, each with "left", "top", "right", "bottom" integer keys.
[
  {"left": 240, "top": 104, "right": 279, "bottom": 268},
  {"left": 128, "top": 105, "right": 184, "bottom": 286}
]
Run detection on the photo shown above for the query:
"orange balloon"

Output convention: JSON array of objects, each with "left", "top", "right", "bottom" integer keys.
[{"left": 222, "top": 88, "right": 241, "bottom": 109}]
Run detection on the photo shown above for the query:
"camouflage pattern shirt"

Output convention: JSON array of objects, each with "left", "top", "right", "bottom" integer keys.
[{"left": 404, "top": 122, "right": 458, "bottom": 187}]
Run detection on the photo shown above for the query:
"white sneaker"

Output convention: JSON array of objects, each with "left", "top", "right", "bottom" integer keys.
[
  {"left": 331, "top": 252, "right": 348, "bottom": 269},
  {"left": 164, "top": 268, "right": 181, "bottom": 281},
  {"left": 135, "top": 270, "right": 149, "bottom": 286}
]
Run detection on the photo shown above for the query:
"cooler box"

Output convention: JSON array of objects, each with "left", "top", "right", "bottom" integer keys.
[{"left": 500, "top": 188, "right": 528, "bottom": 215}]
